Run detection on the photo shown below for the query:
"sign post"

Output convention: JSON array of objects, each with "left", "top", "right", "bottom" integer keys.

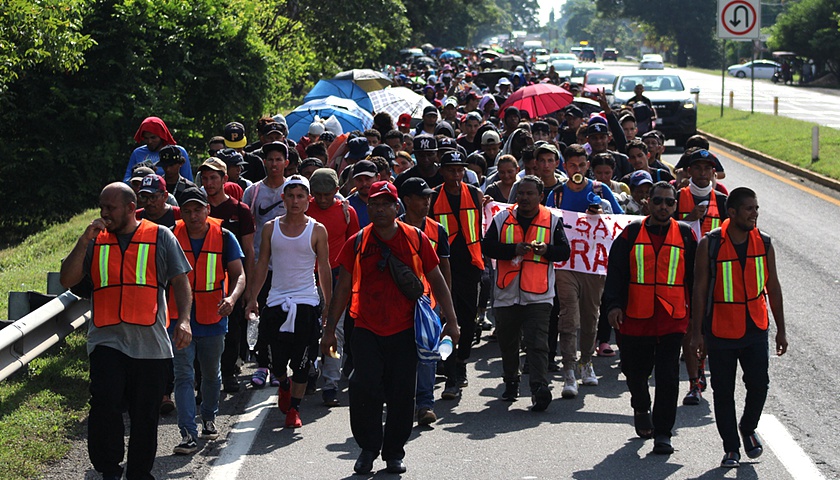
[{"left": 718, "top": 0, "right": 761, "bottom": 115}]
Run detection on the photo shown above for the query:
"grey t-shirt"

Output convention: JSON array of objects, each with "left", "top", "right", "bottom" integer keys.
[
  {"left": 83, "top": 224, "right": 191, "bottom": 359},
  {"left": 242, "top": 180, "right": 286, "bottom": 260}
]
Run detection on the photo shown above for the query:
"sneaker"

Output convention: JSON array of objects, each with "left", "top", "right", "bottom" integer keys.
[
  {"left": 416, "top": 407, "right": 437, "bottom": 426},
  {"left": 441, "top": 384, "right": 461, "bottom": 400},
  {"left": 173, "top": 432, "right": 198, "bottom": 455},
  {"left": 698, "top": 360, "right": 708, "bottom": 392},
  {"left": 530, "top": 384, "right": 552, "bottom": 412},
  {"left": 285, "top": 408, "right": 302, "bottom": 428},
  {"left": 683, "top": 380, "right": 702, "bottom": 405},
  {"left": 322, "top": 388, "right": 340, "bottom": 407},
  {"left": 200, "top": 420, "right": 219, "bottom": 440},
  {"left": 277, "top": 385, "right": 291, "bottom": 413},
  {"left": 501, "top": 381, "right": 519, "bottom": 401},
  {"left": 561, "top": 369, "right": 578, "bottom": 399},
  {"left": 547, "top": 360, "right": 560, "bottom": 372},
  {"left": 456, "top": 362, "right": 468, "bottom": 388},
  {"left": 479, "top": 317, "right": 493, "bottom": 330},
  {"left": 580, "top": 361, "right": 598, "bottom": 386},
  {"left": 222, "top": 375, "right": 241, "bottom": 393},
  {"left": 159, "top": 395, "right": 175, "bottom": 415},
  {"left": 251, "top": 368, "right": 268, "bottom": 388}
]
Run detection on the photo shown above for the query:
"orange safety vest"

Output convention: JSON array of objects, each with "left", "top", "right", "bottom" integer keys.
[
  {"left": 349, "top": 223, "right": 427, "bottom": 319},
  {"left": 433, "top": 182, "right": 484, "bottom": 270},
  {"left": 626, "top": 218, "right": 688, "bottom": 319},
  {"left": 169, "top": 217, "right": 226, "bottom": 325},
  {"left": 678, "top": 187, "right": 721, "bottom": 235},
  {"left": 495, "top": 205, "right": 553, "bottom": 294},
  {"left": 711, "top": 219, "right": 769, "bottom": 339},
  {"left": 91, "top": 220, "right": 160, "bottom": 327}
]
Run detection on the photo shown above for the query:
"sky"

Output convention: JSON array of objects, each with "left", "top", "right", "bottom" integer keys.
[{"left": 538, "top": 0, "right": 564, "bottom": 26}]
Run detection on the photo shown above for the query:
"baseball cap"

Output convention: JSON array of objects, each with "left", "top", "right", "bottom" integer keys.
[
  {"left": 299, "top": 157, "right": 324, "bottom": 172},
  {"left": 535, "top": 143, "right": 560, "bottom": 159},
  {"left": 281, "top": 174, "right": 310, "bottom": 193},
  {"left": 368, "top": 181, "right": 398, "bottom": 202},
  {"left": 497, "top": 77, "right": 512, "bottom": 87},
  {"left": 371, "top": 145, "right": 396, "bottom": 164},
  {"left": 179, "top": 186, "right": 209, "bottom": 206},
  {"left": 352, "top": 160, "right": 378, "bottom": 178},
  {"left": 138, "top": 174, "right": 167, "bottom": 194},
  {"left": 437, "top": 137, "right": 457, "bottom": 153},
  {"left": 435, "top": 121, "right": 455, "bottom": 138},
  {"left": 198, "top": 157, "right": 227, "bottom": 175},
  {"left": 422, "top": 105, "right": 438, "bottom": 117},
  {"left": 465, "top": 111, "right": 483, "bottom": 123},
  {"left": 439, "top": 150, "right": 469, "bottom": 167},
  {"left": 260, "top": 122, "right": 284, "bottom": 136},
  {"left": 397, "top": 113, "right": 412, "bottom": 129},
  {"left": 156, "top": 145, "right": 185, "bottom": 167},
  {"left": 481, "top": 130, "right": 501, "bottom": 145},
  {"left": 413, "top": 134, "right": 438, "bottom": 152},
  {"left": 216, "top": 148, "right": 247, "bottom": 168},
  {"left": 262, "top": 141, "right": 289, "bottom": 158},
  {"left": 586, "top": 123, "right": 610, "bottom": 136},
  {"left": 565, "top": 105, "right": 584, "bottom": 118},
  {"left": 629, "top": 170, "right": 654, "bottom": 187},
  {"left": 686, "top": 148, "right": 718, "bottom": 166},
  {"left": 399, "top": 177, "right": 434, "bottom": 198},
  {"left": 309, "top": 168, "right": 339, "bottom": 193},
  {"left": 345, "top": 137, "right": 370, "bottom": 161},
  {"left": 130, "top": 166, "right": 156, "bottom": 183},
  {"left": 532, "top": 121, "right": 550, "bottom": 134},
  {"left": 641, "top": 130, "right": 663, "bottom": 143},
  {"left": 444, "top": 96, "right": 459, "bottom": 108},
  {"left": 224, "top": 122, "right": 247, "bottom": 149}
]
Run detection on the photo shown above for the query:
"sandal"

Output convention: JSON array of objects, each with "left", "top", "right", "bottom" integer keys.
[
  {"left": 597, "top": 342, "right": 616, "bottom": 357},
  {"left": 251, "top": 367, "right": 269, "bottom": 388},
  {"left": 270, "top": 372, "right": 281, "bottom": 387},
  {"left": 720, "top": 451, "right": 741, "bottom": 468},
  {"left": 634, "top": 411, "right": 654, "bottom": 439},
  {"left": 743, "top": 431, "right": 764, "bottom": 459}
]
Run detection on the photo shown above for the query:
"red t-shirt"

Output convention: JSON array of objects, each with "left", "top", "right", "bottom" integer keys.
[
  {"left": 338, "top": 225, "right": 440, "bottom": 336},
  {"left": 308, "top": 198, "right": 360, "bottom": 269}
]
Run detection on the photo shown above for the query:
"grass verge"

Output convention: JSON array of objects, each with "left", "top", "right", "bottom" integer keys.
[
  {"left": 1, "top": 209, "right": 97, "bottom": 479},
  {"left": 697, "top": 104, "right": 840, "bottom": 180}
]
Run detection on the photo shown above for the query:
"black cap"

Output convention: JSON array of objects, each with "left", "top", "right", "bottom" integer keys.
[
  {"left": 262, "top": 141, "right": 289, "bottom": 157},
  {"left": 413, "top": 134, "right": 438, "bottom": 152},
  {"left": 299, "top": 157, "right": 324, "bottom": 172},
  {"left": 345, "top": 137, "right": 370, "bottom": 160},
  {"left": 179, "top": 186, "right": 209, "bottom": 206},
  {"left": 399, "top": 177, "right": 435, "bottom": 198},
  {"left": 565, "top": 105, "right": 584, "bottom": 118},
  {"left": 532, "top": 121, "right": 550, "bottom": 134},
  {"left": 437, "top": 137, "right": 457, "bottom": 152},
  {"left": 434, "top": 121, "right": 455, "bottom": 138},
  {"left": 260, "top": 122, "right": 284, "bottom": 136},
  {"left": 439, "top": 150, "right": 469, "bottom": 167},
  {"left": 156, "top": 145, "right": 184, "bottom": 166},
  {"left": 216, "top": 148, "right": 246, "bottom": 167},
  {"left": 586, "top": 123, "right": 609, "bottom": 136},
  {"left": 371, "top": 145, "right": 396, "bottom": 164},
  {"left": 686, "top": 149, "right": 718, "bottom": 166},
  {"left": 423, "top": 105, "right": 438, "bottom": 117},
  {"left": 352, "top": 160, "right": 378, "bottom": 178}
]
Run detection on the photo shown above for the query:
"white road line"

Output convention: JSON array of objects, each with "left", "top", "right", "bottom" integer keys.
[
  {"left": 758, "top": 414, "right": 826, "bottom": 480},
  {"left": 205, "top": 387, "right": 275, "bottom": 480}
]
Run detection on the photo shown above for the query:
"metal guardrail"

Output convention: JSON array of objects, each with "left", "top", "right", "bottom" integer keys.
[{"left": 0, "top": 290, "right": 90, "bottom": 382}]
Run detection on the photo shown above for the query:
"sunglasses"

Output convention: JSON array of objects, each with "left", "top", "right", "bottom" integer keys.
[{"left": 651, "top": 196, "right": 676, "bottom": 207}]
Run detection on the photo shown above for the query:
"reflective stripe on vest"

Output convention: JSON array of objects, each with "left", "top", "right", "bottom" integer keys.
[
  {"left": 432, "top": 182, "right": 485, "bottom": 270},
  {"left": 678, "top": 187, "right": 721, "bottom": 235},
  {"left": 170, "top": 217, "right": 226, "bottom": 325},
  {"left": 626, "top": 218, "right": 687, "bottom": 319},
  {"left": 349, "top": 223, "right": 427, "bottom": 319},
  {"left": 495, "top": 205, "right": 553, "bottom": 294},
  {"left": 711, "top": 219, "right": 769, "bottom": 339},
  {"left": 91, "top": 219, "right": 160, "bottom": 327}
]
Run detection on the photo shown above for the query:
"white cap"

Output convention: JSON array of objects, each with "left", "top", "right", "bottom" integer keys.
[
  {"left": 281, "top": 174, "right": 310, "bottom": 193},
  {"left": 309, "top": 121, "right": 325, "bottom": 137}
]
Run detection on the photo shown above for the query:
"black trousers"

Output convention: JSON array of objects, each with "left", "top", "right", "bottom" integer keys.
[
  {"left": 708, "top": 337, "right": 770, "bottom": 452},
  {"left": 620, "top": 333, "right": 683, "bottom": 438},
  {"left": 88, "top": 346, "right": 169, "bottom": 480},
  {"left": 349, "top": 327, "right": 417, "bottom": 461}
]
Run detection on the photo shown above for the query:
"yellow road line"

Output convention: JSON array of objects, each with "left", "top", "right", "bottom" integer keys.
[{"left": 710, "top": 146, "right": 840, "bottom": 207}]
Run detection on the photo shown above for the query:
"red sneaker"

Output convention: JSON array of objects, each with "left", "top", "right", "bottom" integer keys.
[
  {"left": 285, "top": 408, "right": 302, "bottom": 428},
  {"left": 277, "top": 386, "right": 291, "bottom": 414}
]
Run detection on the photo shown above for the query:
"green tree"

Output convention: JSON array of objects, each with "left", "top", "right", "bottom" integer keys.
[
  {"left": 768, "top": 0, "right": 840, "bottom": 77},
  {"left": 404, "top": 0, "right": 504, "bottom": 46}
]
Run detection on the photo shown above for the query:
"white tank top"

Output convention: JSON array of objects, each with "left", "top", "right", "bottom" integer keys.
[{"left": 267, "top": 217, "right": 320, "bottom": 308}]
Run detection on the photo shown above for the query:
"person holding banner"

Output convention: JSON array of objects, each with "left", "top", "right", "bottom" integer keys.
[
  {"left": 483, "top": 176, "right": 570, "bottom": 410},
  {"left": 602, "top": 181, "right": 697, "bottom": 455}
]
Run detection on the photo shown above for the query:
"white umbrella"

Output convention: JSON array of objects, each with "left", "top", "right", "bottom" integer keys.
[
  {"left": 333, "top": 69, "right": 393, "bottom": 92},
  {"left": 368, "top": 87, "right": 434, "bottom": 121}
]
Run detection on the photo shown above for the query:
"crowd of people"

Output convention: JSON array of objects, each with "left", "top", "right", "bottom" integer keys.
[{"left": 59, "top": 53, "right": 789, "bottom": 479}]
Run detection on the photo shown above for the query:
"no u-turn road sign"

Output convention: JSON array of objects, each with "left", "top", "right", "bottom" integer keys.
[{"left": 718, "top": 0, "right": 761, "bottom": 40}]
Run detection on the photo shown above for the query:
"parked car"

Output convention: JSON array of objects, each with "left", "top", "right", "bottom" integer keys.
[
  {"left": 639, "top": 54, "right": 665, "bottom": 70},
  {"left": 582, "top": 70, "right": 617, "bottom": 99},
  {"left": 727, "top": 59, "right": 781, "bottom": 79},
  {"left": 611, "top": 70, "right": 699, "bottom": 146},
  {"left": 602, "top": 48, "right": 619, "bottom": 61}
]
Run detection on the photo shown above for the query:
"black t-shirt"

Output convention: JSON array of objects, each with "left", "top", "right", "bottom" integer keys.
[
  {"left": 242, "top": 152, "right": 266, "bottom": 183},
  {"left": 394, "top": 165, "right": 444, "bottom": 190},
  {"left": 429, "top": 185, "right": 483, "bottom": 278}
]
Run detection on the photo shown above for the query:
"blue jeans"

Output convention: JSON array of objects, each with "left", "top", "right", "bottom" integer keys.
[
  {"left": 415, "top": 360, "right": 435, "bottom": 409},
  {"left": 173, "top": 334, "right": 225, "bottom": 437}
]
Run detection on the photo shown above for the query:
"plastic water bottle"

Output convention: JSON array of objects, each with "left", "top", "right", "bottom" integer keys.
[
  {"left": 439, "top": 335, "right": 453, "bottom": 361},
  {"left": 246, "top": 312, "right": 260, "bottom": 350}
]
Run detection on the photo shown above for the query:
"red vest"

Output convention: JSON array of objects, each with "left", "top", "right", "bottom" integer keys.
[
  {"left": 169, "top": 217, "right": 226, "bottom": 325},
  {"left": 711, "top": 219, "right": 769, "bottom": 339},
  {"left": 626, "top": 218, "right": 688, "bottom": 319},
  {"left": 433, "top": 183, "right": 484, "bottom": 270},
  {"left": 91, "top": 220, "right": 159, "bottom": 327},
  {"left": 495, "top": 205, "right": 553, "bottom": 294},
  {"left": 678, "top": 187, "right": 721, "bottom": 235}
]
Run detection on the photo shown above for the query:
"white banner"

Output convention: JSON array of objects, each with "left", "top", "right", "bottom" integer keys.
[{"left": 483, "top": 201, "right": 642, "bottom": 276}]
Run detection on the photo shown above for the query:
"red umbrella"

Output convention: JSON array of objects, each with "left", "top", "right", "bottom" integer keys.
[{"left": 499, "top": 83, "right": 574, "bottom": 119}]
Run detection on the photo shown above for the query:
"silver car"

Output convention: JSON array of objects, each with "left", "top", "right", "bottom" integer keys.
[{"left": 727, "top": 60, "right": 781, "bottom": 79}]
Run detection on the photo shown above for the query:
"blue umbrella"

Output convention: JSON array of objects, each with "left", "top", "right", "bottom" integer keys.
[
  {"left": 303, "top": 79, "right": 374, "bottom": 113},
  {"left": 440, "top": 50, "right": 462, "bottom": 60},
  {"left": 286, "top": 96, "right": 374, "bottom": 142}
]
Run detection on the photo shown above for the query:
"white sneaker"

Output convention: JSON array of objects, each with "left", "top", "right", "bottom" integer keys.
[
  {"left": 561, "top": 369, "right": 578, "bottom": 398},
  {"left": 580, "top": 361, "right": 598, "bottom": 386}
]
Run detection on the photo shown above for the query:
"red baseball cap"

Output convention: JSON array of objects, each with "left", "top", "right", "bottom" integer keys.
[
  {"left": 397, "top": 113, "right": 412, "bottom": 128},
  {"left": 368, "top": 181, "right": 398, "bottom": 202}
]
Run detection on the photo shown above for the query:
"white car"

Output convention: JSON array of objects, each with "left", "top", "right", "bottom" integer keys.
[
  {"left": 550, "top": 60, "right": 576, "bottom": 79},
  {"left": 550, "top": 53, "right": 578, "bottom": 62},
  {"left": 727, "top": 60, "right": 781, "bottom": 79},
  {"left": 639, "top": 54, "right": 665, "bottom": 70}
]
